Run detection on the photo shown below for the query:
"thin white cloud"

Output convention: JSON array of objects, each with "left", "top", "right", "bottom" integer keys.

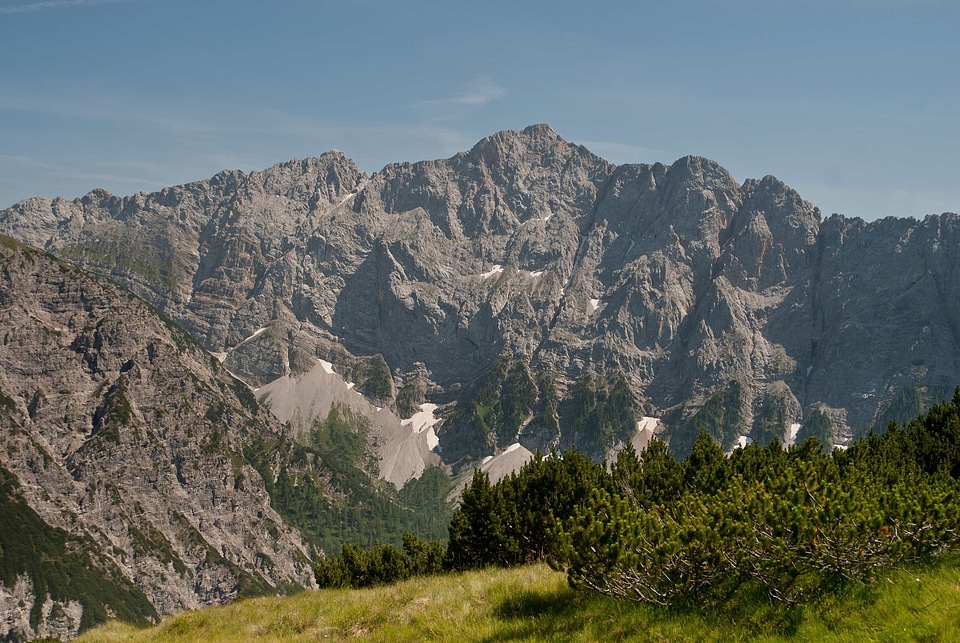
[
  {"left": 423, "top": 78, "right": 507, "bottom": 109},
  {"left": 416, "top": 78, "right": 506, "bottom": 122},
  {"left": 230, "top": 106, "right": 476, "bottom": 155},
  {"left": 0, "top": 154, "right": 170, "bottom": 188},
  {"left": 0, "top": 0, "right": 135, "bottom": 15},
  {"left": 0, "top": 88, "right": 222, "bottom": 137},
  {"left": 0, "top": 153, "right": 54, "bottom": 170}
]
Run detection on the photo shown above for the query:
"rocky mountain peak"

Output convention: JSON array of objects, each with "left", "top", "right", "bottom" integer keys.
[
  {"left": 465, "top": 123, "right": 564, "bottom": 155},
  {"left": 78, "top": 187, "right": 119, "bottom": 211},
  {"left": 2, "top": 124, "right": 959, "bottom": 462},
  {"left": 249, "top": 151, "right": 365, "bottom": 203},
  {"left": 460, "top": 124, "right": 607, "bottom": 180},
  {"left": 522, "top": 122, "right": 561, "bottom": 138},
  {"left": 667, "top": 154, "right": 735, "bottom": 185}
]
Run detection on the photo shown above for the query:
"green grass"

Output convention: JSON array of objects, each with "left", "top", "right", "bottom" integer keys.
[
  {"left": 60, "top": 242, "right": 178, "bottom": 291},
  {"left": 77, "top": 562, "right": 960, "bottom": 642}
]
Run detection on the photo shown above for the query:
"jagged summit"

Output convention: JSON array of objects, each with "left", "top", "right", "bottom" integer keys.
[
  {"left": 522, "top": 122, "right": 560, "bottom": 137},
  {"left": 4, "top": 125, "right": 960, "bottom": 639},
  {"left": 466, "top": 123, "right": 565, "bottom": 153},
  {"left": 1, "top": 125, "right": 957, "bottom": 454},
  {"left": 5, "top": 126, "right": 960, "bottom": 641}
]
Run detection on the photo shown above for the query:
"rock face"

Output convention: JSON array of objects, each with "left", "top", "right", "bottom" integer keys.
[
  {"left": 3, "top": 125, "right": 960, "bottom": 459},
  {"left": 0, "top": 237, "right": 317, "bottom": 640},
  {"left": 254, "top": 359, "right": 440, "bottom": 488}
]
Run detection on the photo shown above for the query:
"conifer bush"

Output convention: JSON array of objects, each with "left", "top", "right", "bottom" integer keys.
[
  {"left": 314, "top": 534, "right": 445, "bottom": 589},
  {"left": 314, "top": 388, "right": 960, "bottom": 609},
  {"left": 553, "top": 417, "right": 960, "bottom": 606}
]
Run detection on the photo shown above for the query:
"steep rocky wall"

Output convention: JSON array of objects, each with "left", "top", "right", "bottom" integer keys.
[
  {"left": 0, "top": 237, "right": 317, "bottom": 639},
  {"left": 3, "top": 126, "right": 959, "bottom": 454}
]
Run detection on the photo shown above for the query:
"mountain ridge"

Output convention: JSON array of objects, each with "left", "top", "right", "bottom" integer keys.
[
  {"left": 3, "top": 125, "right": 960, "bottom": 638},
  {"left": 0, "top": 235, "right": 322, "bottom": 640},
  {"left": 2, "top": 125, "right": 958, "bottom": 461}
]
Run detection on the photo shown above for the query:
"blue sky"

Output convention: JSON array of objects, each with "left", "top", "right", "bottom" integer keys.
[{"left": 1, "top": 0, "right": 957, "bottom": 220}]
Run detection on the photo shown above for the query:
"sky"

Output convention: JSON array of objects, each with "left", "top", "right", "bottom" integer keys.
[{"left": 0, "top": 0, "right": 957, "bottom": 220}]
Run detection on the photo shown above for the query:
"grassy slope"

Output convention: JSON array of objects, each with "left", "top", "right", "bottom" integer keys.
[{"left": 78, "top": 563, "right": 960, "bottom": 642}]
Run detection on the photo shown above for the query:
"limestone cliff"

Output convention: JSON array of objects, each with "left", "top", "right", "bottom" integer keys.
[
  {"left": 3, "top": 126, "right": 959, "bottom": 460},
  {"left": 0, "top": 236, "right": 317, "bottom": 640}
]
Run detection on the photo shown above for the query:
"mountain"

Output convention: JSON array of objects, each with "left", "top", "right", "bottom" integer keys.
[
  {"left": 0, "top": 236, "right": 322, "bottom": 640},
  {"left": 3, "top": 125, "right": 960, "bottom": 465}
]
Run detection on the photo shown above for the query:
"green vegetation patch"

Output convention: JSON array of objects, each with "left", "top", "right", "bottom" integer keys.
[
  {"left": 314, "top": 533, "right": 445, "bottom": 589},
  {"left": 227, "top": 376, "right": 259, "bottom": 414},
  {"left": 243, "top": 407, "right": 453, "bottom": 555},
  {"left": 395, "top": 381, "right": 424, "bottom": 419},
  {"left": 0, "top": 234, "right": 22, "bottom": 251},
  {"left": 0, "top": 387, "right": 18, "bottom": 415},
  {"left": 670, "top": 380, "right": 745, "bottom": 456},
  {"left": 356, "top": 354, "right": 393, "bottom": 401},
  {"left": 91, "top": 376, "right": 136, "bottom": 444},
  {"left": 128, "top": 516, "right": 187, "bottom": 576},
  {"left": 751, "top": 389, "right": 789, "bottom": 446},
  {"left": 0, "top": 464, "right": 157, "bottom": 632},
  {"left": 447, "top": 358, "right": 556, "bottom": 461},
  {"left": 559, "top": 371, "right": 638, "bottom": 460},
  {"left": 796, "top": 407, "right": 834, "bottom": 447},
  {"left": 447, "top": 449, "right": 611, "bottom": 571},
  {"left": 868, "top": 381, "right": 954, "bottom": 437},
  {"left": 61, "top": 240, "right": 178, "bottom": 291}
]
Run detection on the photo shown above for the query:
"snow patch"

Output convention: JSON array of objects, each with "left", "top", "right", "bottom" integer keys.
[
  {"left": 318, "top": 359, "right": 335, "bottom": 375},
  {"left": 806, "top": 365, "right": 813, "bottom": 378},
  {"left": 426, "top": 427, "right": 439, "bottom": 451},
  {"left": 401, "top": 403, "right": 441, "bottom": 436},
  {"left": 735, "top": 435, "right": 753, "bottom": 449},
  {"left": 503, "top": 442, "right": 522, "bottom": 454},
  {"left": 480, "top": 265, "right": 504, "bottom": 279},
  {"left": 481, "top": 455, "right": 493, "bottom": 465},
  {"left": 346, "top": 382, "right": 355, "bottom": 389},
  {"left": 590, "top": 298, "right": 601, "bottom": 311},
  {"left": 529, "top": 270, "right": 543, "bottom": 278},
  {"left": 212, "top": 351, "right": 228, "bottom": 363},
  {"left": 786, "top": 422, "right": 802, "bottom": 447},
  {"left": 543, "top": 214, "right": 553, "bottom": 222},
  {"left": 242, "top": 327, "right": 268, "bottom": 344}
]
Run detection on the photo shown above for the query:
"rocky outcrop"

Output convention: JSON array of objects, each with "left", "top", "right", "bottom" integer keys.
[
  {"left": 3, "top": 125, "right": 960, "bottom": 458},
  {"left": 0, "top": 236, "right": 317, "bottom": 640},
  {"left": 255, "top": 359, "right": 440, "bottom": 488}
]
